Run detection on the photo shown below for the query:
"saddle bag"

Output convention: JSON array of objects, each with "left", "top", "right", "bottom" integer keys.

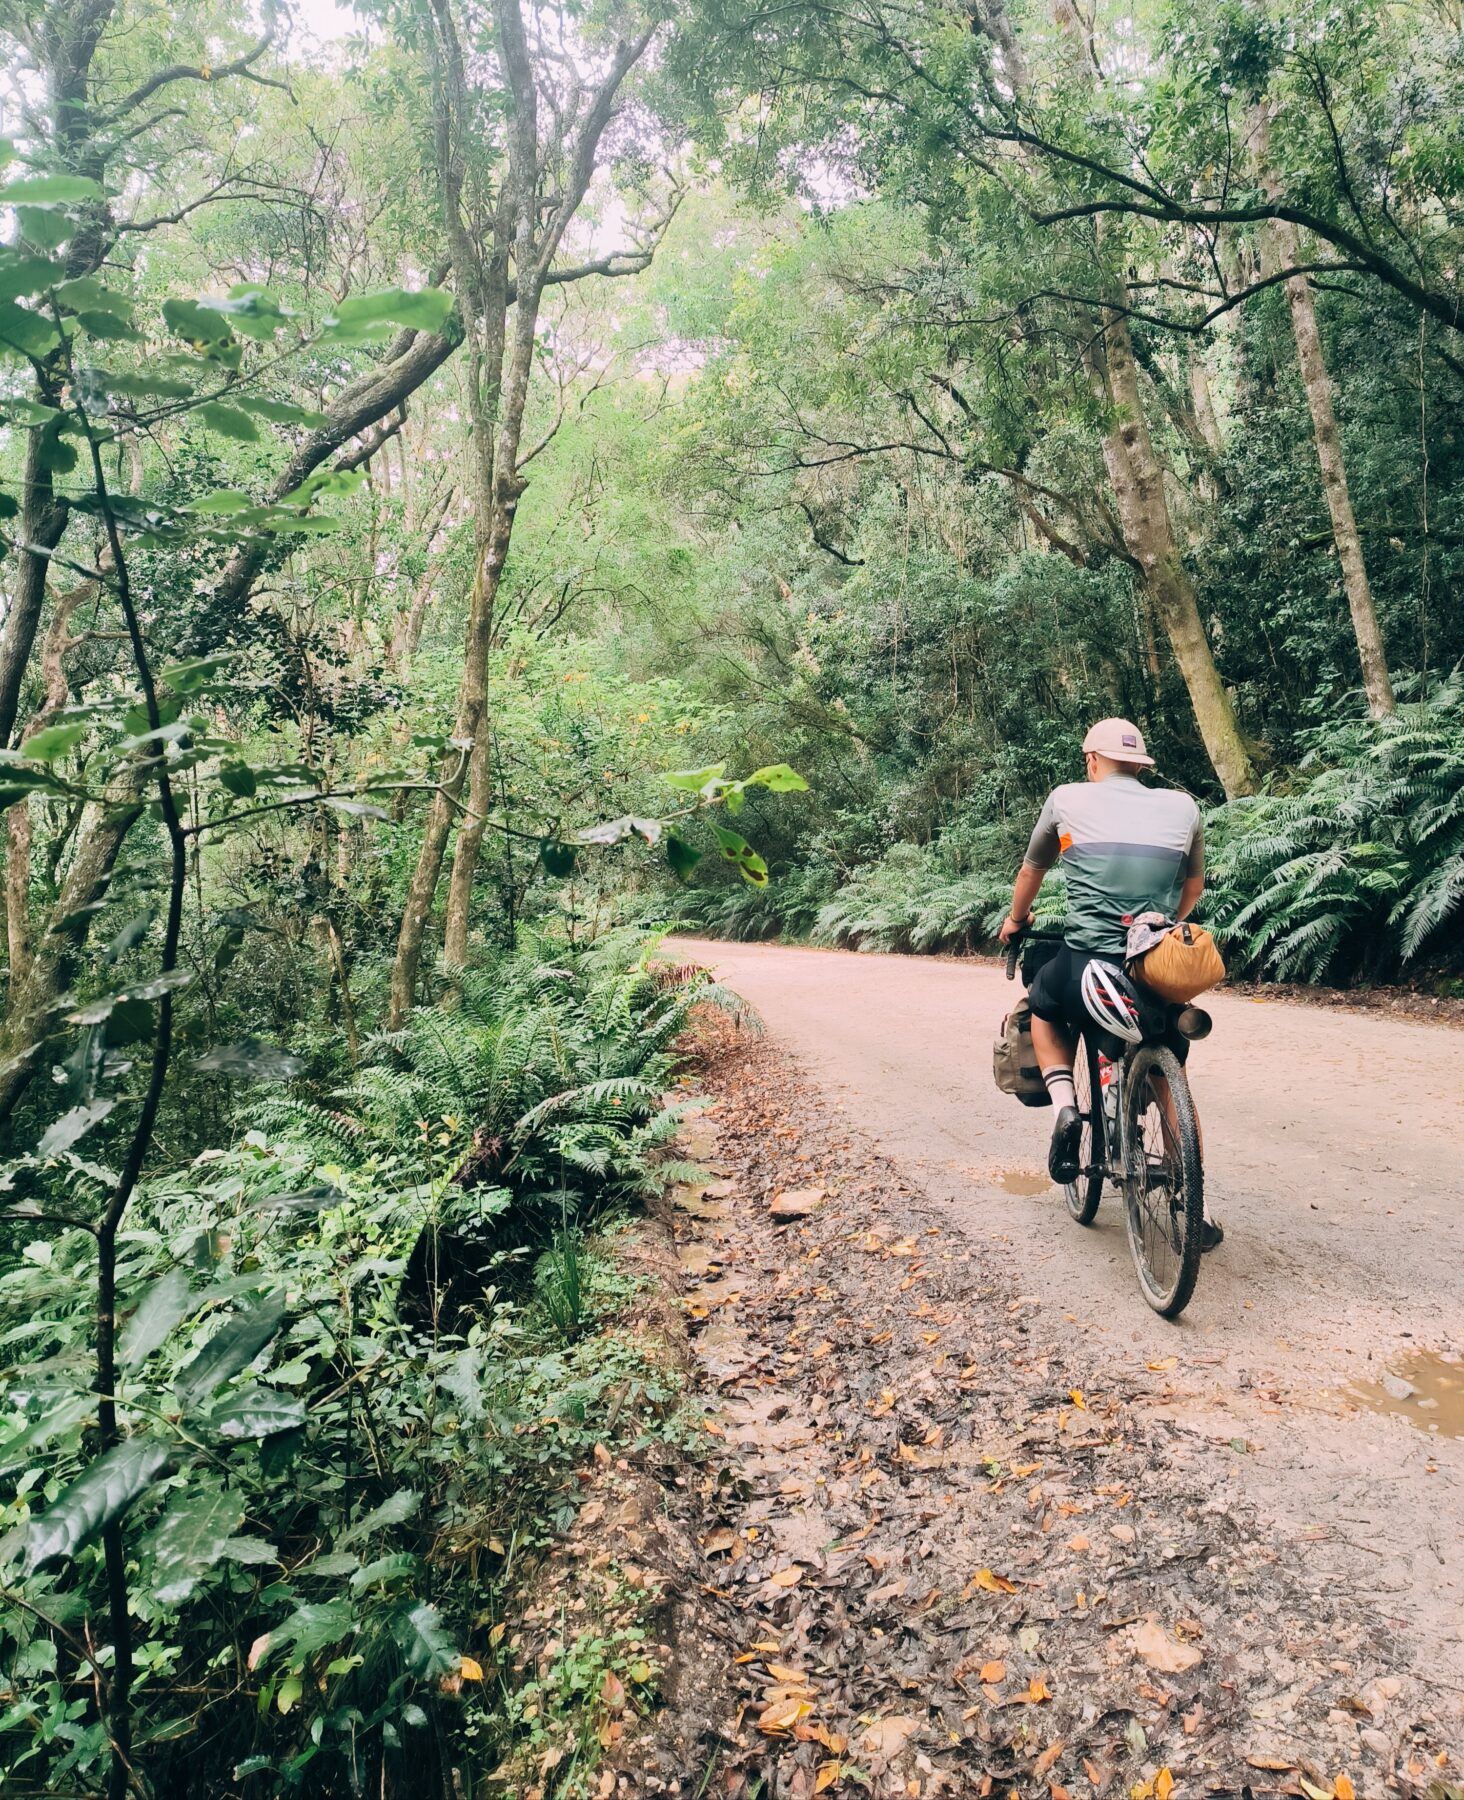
[
  {"left": 1127, "top": 916, "right": 1226, "bottom": 1004},
  {"left": 993, "top": 995, "right": 1051, "bottom": 1107}
]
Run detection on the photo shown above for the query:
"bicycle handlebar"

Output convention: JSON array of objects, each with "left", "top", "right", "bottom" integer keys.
[{"left": 1003, "top": 922, "right": 1064, "bottom": 981}]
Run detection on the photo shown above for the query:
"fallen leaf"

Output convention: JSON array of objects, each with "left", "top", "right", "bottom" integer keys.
[
  {"left": 767, "top": 1662, "right": 809, "bottom": 1684},
  {"left": 1132, "top": 1616, "right": 1203, "bottom": 1674},
  {"left": 861, "top": 1715, "right": 921, "bottom": 1756},
  {"left": 972, "top": 1567, "right": 1018, "bottom": 1594},
  {"left": 768, "top": 1565, "right": 804, "bottom": 1588},
  {"left": 1070, "top": 1389, "right": 1086, "bottom": 1409},
  {"left": 601, "top": 1671, "right": 626, "bottom": 1712},
  {"left": 758, "top": 1696, "right": 807, "bottom": 1734},
  {"left": 1012, "top": 1462, "right": 1041, "bottom": 1477},
  {"left": 979, "top": 1661, "right": 1006, "bottom": 1684},
  {"left": 1246, "top": 1756, "right": 1299, "bottom": 1773},
  {"left": 1146, "top": 1358, "right": 1177, "bottom": 1372},
  {"left": 702, "top": 1527, "right": 737, "bottom": 1555},
  {"left": 1027, "top": 1676, "right": 1053, "bottom": 1702},
  {"left": 1334, "top": 1780, "right": 1355, "bottom": 1800},
  {"left": 459, "top": 1656, "right": 484, "bottom": 1682},
  {"left": 1155, "top": 1770, "right": 1174, "bottom": 1800},
  {"left": 1066, "top": 1535, "right": 1090, "bottom": 1552},
  {"left": 1299, "top": 1779, "right": 1333, "bottom": 1800},
  {"left": 1035, "top": 1743, "right": 1065, "bottom": 1778},
  {"left": 1084, "top": 1757, "right": 1111, "bottom": 1792},
  {"left": 1051, "top": 1787, "right": 1074, "bottom": 1800},
  {"left": 1111, "top": 1524, "right": 1136, "bottom": 1546},
  {"left": 815, "top": 1763, "right": 841, "bottom": 1794}
]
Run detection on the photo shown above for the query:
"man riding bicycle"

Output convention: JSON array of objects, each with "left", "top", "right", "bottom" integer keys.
[{"left": 998, "top": 718, "right": 1223, "bottom": 1252}]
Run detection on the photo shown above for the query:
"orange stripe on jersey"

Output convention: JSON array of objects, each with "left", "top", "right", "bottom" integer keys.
[{"left": 1058, "top": 831, "right": 1073, "bottom": 853}]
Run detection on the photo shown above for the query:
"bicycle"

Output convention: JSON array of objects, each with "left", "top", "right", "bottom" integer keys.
[{"left": 1004, "top": 927, "right": 1211, "bottom": 1319}]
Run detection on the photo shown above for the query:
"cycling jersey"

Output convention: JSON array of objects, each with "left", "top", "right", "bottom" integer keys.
[{"left": 1024, "top": 775, "right": 1202, "bottom": 956}]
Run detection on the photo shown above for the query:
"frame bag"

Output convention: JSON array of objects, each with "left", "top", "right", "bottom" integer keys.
[{"left": 993, "top": 996, "right": 1050, "bottom": 1107}]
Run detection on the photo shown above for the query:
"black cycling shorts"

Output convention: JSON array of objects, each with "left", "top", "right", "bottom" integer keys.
[{"left": 1027, "top": 942, "right": 1189, "bottom": 1064}]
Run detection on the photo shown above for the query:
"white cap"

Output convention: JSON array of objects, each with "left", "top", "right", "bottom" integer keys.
[{"left": 1082, "top": 717, "right": 1154, "bottom": 766}]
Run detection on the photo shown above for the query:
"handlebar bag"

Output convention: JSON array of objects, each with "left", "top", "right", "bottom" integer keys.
[{"left": 993, "top": 996, "right": 1051, "bottom": 1107}]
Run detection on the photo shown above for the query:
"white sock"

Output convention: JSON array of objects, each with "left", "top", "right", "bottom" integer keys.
[{"left": 1042, "top": 1066, "right": 1076, "bottom": 1112}]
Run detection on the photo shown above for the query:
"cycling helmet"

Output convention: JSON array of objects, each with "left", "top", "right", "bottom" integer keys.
[{"left": 1080, "top": 958, "right": 1144, "bottom": 1044}]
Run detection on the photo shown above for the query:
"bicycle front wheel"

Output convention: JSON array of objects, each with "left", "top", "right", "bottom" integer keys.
[
  {"left": 1064, "top": 1031, "right": 1105, "bottom": 1225},
  {"left": 1121, "top": 1045, "right": 1204, "bottom": 1318}
]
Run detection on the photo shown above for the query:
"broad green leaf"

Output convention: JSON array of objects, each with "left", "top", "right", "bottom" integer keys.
[
  {"left": 341, "top": 1488, "right": 420, "bottom": 1547},
  {"left": 76, "top": 309, "right": 141, "bottom": 342},
  {"left": 20, "top": 721, "right": 85, "bottom": 760},
  {"left": 174, "top": 1294, "right": 286, "bottom": 1410},
  {"left": 194, "top": 1040, "right": 304, "bottom": 1081},
  {"left": 0, "top": 255, "right": 63, "bottom": 302},
  {"left": 145, "top": 1486, "right": 245, "bottom": 1605},
  {"left": 0, "top": 300, "right": 60, "bottom": 359},
  {"left": 350, "top": 1552, "right": 417, "bottom": 1592},
  {"left": 222, "top": 1535, "right": 278, "bottom": 1567},
  {"left": 190, "top": 490, "right": 253, "bottom": 517},
  {"left": 665, "top": 762, "right": 726, "bottom": 794},
  {"left": 0, "top": 1394, "right": 93, "bottom": 1478},
  {"left": 195, "top": 402, "right": 258, "bottom": 442},
  {"left": 665, "top": 834, "right": 703, "bottom": 882},
  {"left": 540, "top": 838, "right": 576, "bottom": 877},
  {"left": 746, "top": 763, "right": 809, "bottom": 792},
  {"left": 0, "top": 175, "right": 105, "bottom": 208},
  {"left": 326, "top": 287, "right": 453, "bottom": 337},
  {"left": 38, "top": 1098, "right": 114, "bottom": 1156},
  {"left": 66, "top": 969, "right": 192, "bottom": 1025},
  {"left": 20, "top": 1436, "right": 170, "bottom": 1573},
  {"left": 218, "top": 761, "right": 257, "bottom": 796},
  {"left": 712, "top": 825, "right": 769, "bottom": 888},
  {"left": 161, "top": 297, "right": 234, "bottom": 345},
  {"left": 1, "top": 397, "right": 61, "bottom": 426},
  {"left": 15, "top": 206, "right": 72, "bottom": 249},
  {"left": 256, "top": 1598, "right": 355, "bottom": 1668},
  {"left": 280, "top": 467, "right": 365, "bottom": 504},
  {"left": 119, "top": 1267, "right": 194, "bottom": 1370},
  {"left": 89, "top": 367, "right": 194, "bottom": 400},
  {"left": 390, "top": 1600, "right": 457, "bottom": 1680},
  {"left": 105, "top": 996, "right": 153, "bottom": 1046},
  {"left": 203, "top": 1389, "right": 306, "bottom": 1441},
  {"left": 236, "top": 396, "right": 330, "bottom": 428},
  {"left": 53, "top": 276, "right": 131, "bottom": 314}
]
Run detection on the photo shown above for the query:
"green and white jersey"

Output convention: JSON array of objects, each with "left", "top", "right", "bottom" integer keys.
[{"left": 1025, "top": 775, "right": 1203, "bottom": 955}]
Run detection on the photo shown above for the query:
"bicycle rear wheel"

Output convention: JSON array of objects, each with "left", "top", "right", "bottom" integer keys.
[
  {"left": 1064, "top": 1032, "right": 1105, "bottom": 1225},
  {"left": 1121, "top": 1045, "right": 1204, "bottom": 1318}
]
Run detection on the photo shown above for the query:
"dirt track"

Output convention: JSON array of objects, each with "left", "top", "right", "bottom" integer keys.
[{"left": 675, "top": 938, "right": 1464, "bottom": 1692}]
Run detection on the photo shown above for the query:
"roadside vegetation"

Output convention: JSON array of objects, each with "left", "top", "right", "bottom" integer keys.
[{"left": 1, "top": 0, "right": 1463, "bottom": 1792}]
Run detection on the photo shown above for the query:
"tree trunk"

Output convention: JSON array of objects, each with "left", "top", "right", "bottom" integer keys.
[
  {"left": 1251, "top": 106, "right": 1393, "bottom": 717},
  {"left": 0, "top": 791, "right": 142, "bottom": 1124},
  {"left": 0, "top": 435, "right": 70, "bottom": 748},
  {"left": 442, "top": 710, "right": 491, "bottom": 970},
  {"left": 5, "top": 801, "right": 32, "bottom": 992},
  {"left": 1090, "top": 311, "right": 1258, "bottom": 798}
]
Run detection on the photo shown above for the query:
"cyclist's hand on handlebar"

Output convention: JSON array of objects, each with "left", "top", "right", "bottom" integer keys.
[{"left": 998, "top": 913, "right": 1032, "bottom": 947}]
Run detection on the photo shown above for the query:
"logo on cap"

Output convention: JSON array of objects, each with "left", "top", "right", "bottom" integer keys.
[{"left": 1122, "top": 732, "right": 1138, "bottom": 748}]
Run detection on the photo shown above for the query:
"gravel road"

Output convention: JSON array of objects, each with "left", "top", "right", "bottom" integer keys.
[{"left": 675, "top": 938, "right": 1464, "bottom": 1692}]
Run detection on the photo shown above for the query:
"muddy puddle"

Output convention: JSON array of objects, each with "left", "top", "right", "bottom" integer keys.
[
  {"left": 1346, "top": 1350, "right": 1464, "bottom": 1439},
  {"left": 996, "top": 1168, "right": 1050, "bottom": 1197}
]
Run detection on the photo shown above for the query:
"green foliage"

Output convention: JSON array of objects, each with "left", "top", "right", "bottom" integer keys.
[{"left": 1204, "top": 681, "right": 1464, "bottom": 982}]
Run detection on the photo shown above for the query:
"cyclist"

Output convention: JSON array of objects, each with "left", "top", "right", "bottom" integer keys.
[{"left": 997, "top": 719, "right": 1223, "bottom": 1251}]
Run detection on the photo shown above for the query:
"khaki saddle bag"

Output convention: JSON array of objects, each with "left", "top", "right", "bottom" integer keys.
[{"left": 993, "top": 995, "right": 1050, "bottom": 1108}]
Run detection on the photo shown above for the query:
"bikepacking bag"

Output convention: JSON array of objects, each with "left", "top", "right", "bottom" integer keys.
[
  {"left": 1126, "top": 913, "right": 1226, "bottom": 1004},
  {"left": 993, "top": 995, "right": 1050, "bottom": 1108}
]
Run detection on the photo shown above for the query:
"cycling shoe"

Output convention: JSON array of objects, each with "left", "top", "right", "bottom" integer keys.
[
  {"left": 1048, "top": 1105, "right": 1082, "bottom": 1185},
  {"left": 1200, "top": 1217, "right": 1225, "bottom": 1253}
]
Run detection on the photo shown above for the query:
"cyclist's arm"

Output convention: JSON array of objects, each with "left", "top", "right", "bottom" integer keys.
[
  {"left": 1177, "top": 874, "right": 1204, "bottom": 919},
  {"left": 1001, "top": 797, "right": 1060, "bottom": 940}
]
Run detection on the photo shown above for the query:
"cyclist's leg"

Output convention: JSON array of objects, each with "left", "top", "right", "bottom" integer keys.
[{"left": 1028, "top": 948, "right": 1085, "bottom": 1180}]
